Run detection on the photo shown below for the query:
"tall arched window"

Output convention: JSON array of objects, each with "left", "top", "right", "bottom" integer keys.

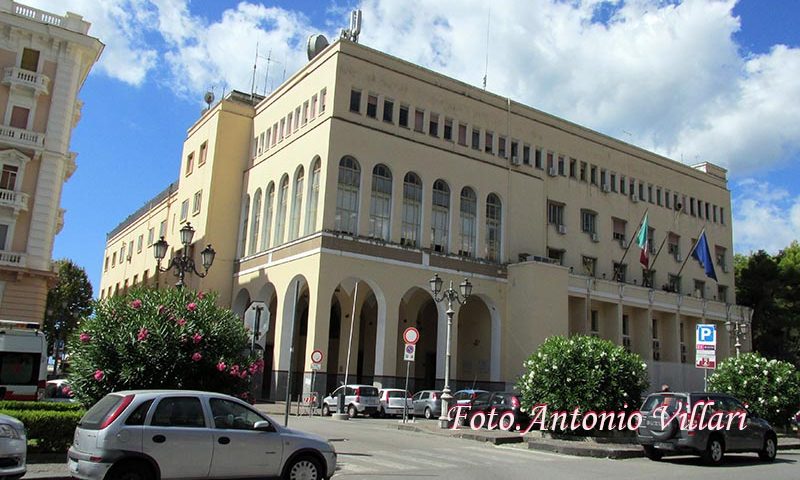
[
  {"left": 335, "top": 156, "right": 360, "bottom": 234},
  {"left": 289, "top": 166, "right": 304, "bottom": 240},
  {"left": 248, "top": 188, "right": 262, "bottom": 255},
  {"left": 261, "top": 182, "right": 275, "bottom": 250},
  {"left": 401, "top": 172, "right": 422, "bottom": 247},
  {"left": 431, "top": 179, "right": 450, "bottom": 253},
  {"left": 274, "top": 175, "right": 289, "bottom": 246},
  {"left": 459, "top": 187, "right": 477, "bottom": 257},
  {"left": 369, "top": 164, "right": 392, "bottom": 240},
  {"left": 238, "top": 194, "right": 250, "bottom": 257},
  {"left": 305, "top": 157, "right": 321, "bottom": 234},
  {"left": 486, "top": 193, "right": 502, "bottom": 262}
]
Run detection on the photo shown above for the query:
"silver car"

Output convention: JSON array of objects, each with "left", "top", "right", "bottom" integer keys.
[
  {"left": 0, "top": 413, "right": 26, "bottom": 480},
  {"left": 377, "top": 389, "right": 413, "bottom": 418},
  {"left": 321, "top": 384, "right": 380, "bottom": 418},
  {"left": 67, "top": 390, "right": 336, "bottom": 480},
  {"left": 411, "top": 390, "right": 442, "bottom": 420}
]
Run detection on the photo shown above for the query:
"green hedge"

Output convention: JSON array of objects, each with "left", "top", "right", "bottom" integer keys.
[
  {"left": 0, "top": 401, "right": 83, "bottom": 411},
  {"left": 0, "top": 407, "right": 84, "bottom": 452}
]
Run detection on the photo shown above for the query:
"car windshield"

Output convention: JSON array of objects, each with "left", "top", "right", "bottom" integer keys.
[
  {"left": 642, "top": 394, "right": 689, "bottom": 413},
  {"left": 80, "top": 394, "right": 124, "bottom": 430}
]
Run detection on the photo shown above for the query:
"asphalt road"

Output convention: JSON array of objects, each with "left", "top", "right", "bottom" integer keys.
[{"left": 23, "top": 414, "right": 800, "bottom": 479}]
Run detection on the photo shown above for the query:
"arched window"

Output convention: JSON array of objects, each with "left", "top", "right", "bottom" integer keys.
[
  {"left": 274, "top": 175, "right": 289, "bottom": 246},
  {"left": 459, "top": 187, "right": 477, "bottom": 257},
  {"left": 261, "top": 182, "right": 275, "bottom": 250},
  {"left": 401, "top": 172, "right": 422, "bottom": 247},
  {"left": 335, "top": 156, "right": 360, "bottom": 234},
  {"left": 248, "top": 188, "right": 262, "bottom": 255},
  {"left": 369, "top": 164, "right": 392, "bottom": 240},
  {"left": 486, "top": 193, "right": 502, "bottom": 262},
  {"left": 238, "top": 194, "right": 250, "bottom": 257},
  {"left": 431, "top": 180, "right": 450, "bottom": 253},
  {"left": 305, "top": 157, "right": 321, "bottom": 234},
  {"left": 289, "top": 166, "right": 304, "bottom": 240}
]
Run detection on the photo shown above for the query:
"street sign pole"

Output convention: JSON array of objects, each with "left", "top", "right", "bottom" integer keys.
[{"left": 403, "top": 360, "right": 411, "bottom": 423}]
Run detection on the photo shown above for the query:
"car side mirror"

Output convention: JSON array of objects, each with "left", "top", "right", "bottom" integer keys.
[{"left": 253, "top": 420, "right": 275, "bottom": 432}]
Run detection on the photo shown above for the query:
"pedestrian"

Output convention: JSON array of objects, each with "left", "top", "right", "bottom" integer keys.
[{"left": 661, "top": 384, "right": 670, "bottom": 392}]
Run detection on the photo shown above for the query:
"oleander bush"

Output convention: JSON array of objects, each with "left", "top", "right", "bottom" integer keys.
[
  {"left": 516, "top": 335, "right": 650, "bottom": 422},
  {"left": 708, "top": 352, "right": 800, "bottom": 427},
  {"left": 67, "top": 287, "right": 262, "bottom": 406}
]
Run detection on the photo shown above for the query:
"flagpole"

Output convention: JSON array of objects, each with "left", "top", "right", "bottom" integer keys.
[
  {"left": 676, "top": 227, "right": 705, "bottom": 280},
  {"left": 615, "top": 208, "right": 649, "bottom": 280},
  {"left": 646, "top": 207, "right": 682, "bottom": 286}
]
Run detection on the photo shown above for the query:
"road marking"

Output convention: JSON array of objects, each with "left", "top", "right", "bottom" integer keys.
[{"left": 376, "top": 449, "right": 454, "bottom": 469}]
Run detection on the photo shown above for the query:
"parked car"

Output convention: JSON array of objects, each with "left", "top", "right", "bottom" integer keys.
[
  {"left": 321, "top": 384, "right": 380, "bottom": 418},
  {"left": 452, "top": 389, "right": 488, "bottom": 409},
  {"left": 0, "top": 412, "right": 26, "bottom": 480},
  {"left": 637, "top": 391, "right": 777, "bottom": 465},
  {"left": 468, "top": 392, "right": 529, "bottom": 428},
  {"left": 44, "top": 379, "right": 74, "bottom": 402},
  {"left": 377, "top": 389, "right": 413, "bottom": 418},
  {"left": 411, "top": 390, "right": 442, "bottom": 420},
  {"left": 67, "top": 390, "right": 336, "bottom": 480}
]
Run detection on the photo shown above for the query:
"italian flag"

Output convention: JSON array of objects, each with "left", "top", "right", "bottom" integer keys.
[{"left": 637, "top": 213, "right": 649, "bottom": 268}]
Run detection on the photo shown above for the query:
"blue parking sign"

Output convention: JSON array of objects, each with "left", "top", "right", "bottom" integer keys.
[{"left": 696, "top": 324, "right": 716, "bottom": 345}]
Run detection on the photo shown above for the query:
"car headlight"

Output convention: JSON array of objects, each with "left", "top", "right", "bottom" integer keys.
[{"left": 0, "top": 424, "right": 21, "bottom": 439}]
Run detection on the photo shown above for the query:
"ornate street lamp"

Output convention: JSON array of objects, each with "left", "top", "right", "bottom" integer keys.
[
  {"left": 153, "top": 223, "right": 216, "bottom": 289},
  {"left": 429, "top": 273, "right": 473, "bottom": 428},
  {"left": 725, "top": 306, "right": 751, "bottom": 357}
]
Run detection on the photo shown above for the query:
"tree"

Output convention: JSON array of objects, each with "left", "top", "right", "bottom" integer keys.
[
  {"left": 44, "top": 259, "right": 93, "bottom": 374},
  {"left": 67, "top": 287, "right": 261, "bottom": 406}
]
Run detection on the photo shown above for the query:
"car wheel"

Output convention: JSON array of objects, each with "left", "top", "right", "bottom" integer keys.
[
  {"left": 424, "top": 407, "right": 432, "bottom": 420},
  {"left": 106, "top": 461, "right": 153, "bottom": 480},
  {"left": 321, "top": 403, "right": 330, "bottom": 416},
  {"left": 642, "top": 445, "right": 663, "bottom": 461},
  {"left": 758, "top": 434, "right": 777, "bottom": 462},
  {"left": 703, "top": 436, "right": 725, "bottom": 466},
  {"left": 283, "top": 456, "right": 323, "bottom": 480},
  {"left": 348, "top": 404, "right": 357, "bottom": 418}
]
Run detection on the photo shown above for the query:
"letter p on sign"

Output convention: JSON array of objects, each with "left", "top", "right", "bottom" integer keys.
[{"left": 696, "top": 324, "right": 716, "bottom": 344}]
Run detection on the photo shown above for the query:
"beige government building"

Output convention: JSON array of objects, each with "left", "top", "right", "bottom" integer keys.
[
  {"left": 101, "top": 37, "right": 750, "bottom": 400},
  {"left": 0, "top": 2, "right": 101, "bottom": 324}
]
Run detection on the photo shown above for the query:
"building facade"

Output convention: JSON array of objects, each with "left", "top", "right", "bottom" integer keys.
[
  {"left": 101, "top": 39, "right": 750, "bottom": 400},
  {"left": 0, "top": 1, "right": 102, "bottom": 323}
]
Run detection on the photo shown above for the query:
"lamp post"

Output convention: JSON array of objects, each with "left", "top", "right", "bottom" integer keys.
[
  {"left": 153, "top": 223, "right": 216, "bottom": 289},
  {"left": 725, "top": 307, "right": 751, "bottom": 357},
  {"left": 429, "top": 273, "right": 472, "bottom": 429}
]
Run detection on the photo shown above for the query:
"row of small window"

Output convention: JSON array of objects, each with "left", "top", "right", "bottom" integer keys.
[
  {"left": 349, "top": 88, "right": 727, "bottom": 225},
  {"left": 546, "top": 202, "right": 728, "bottom": 269},
  {"left": 100, "top": 270, "right": 151, "bottom": 299},
  {"left": 185, "top": 142, "right": 208, "bottom": 176},
  {"left": 251, "top": 88, "right": 328, "bottom": 159},
  {"left": 104, "top": 190, "right": 202, "bottom": 271},
  {"left": 595, "top": 316, "right": 695, "bottom": 363}
]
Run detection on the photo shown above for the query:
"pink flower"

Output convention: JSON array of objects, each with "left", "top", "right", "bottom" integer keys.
[
  {"left": 158, "top": 305, "right": 166, "bottom": 315},
  {"left": 186, "top": 302, "right": 197, "bottom": 312},
  {"left": 191, "top": 352, "right": 202, "bottom": 362},
  {"left": 197, "top": 291, "right": 206, "bottom": 300},
  {"left": 62, "top": 386, "right": 73, "bottom": 397},
  {"left": 176, "top": 318, "right": 187, "bottom": 326},
  {"left": 130, "top": 299, "right": 143, "bottom": 310},
  {"left": 192, "top": 333, "right": 203, "bottom": 344},
  {"left": 216, "top": 361, "right": 227, "bottom": 372},
  {"left": 239, "top": 370, "right": 248, "bottom": 379},
  {"left": 79, "top": 332, "right": 91, "bottom": 343},
  {"left": 137, "top": 327, "right": 149, "bottom": 341},
  {"left": 248, "top": 359, "right": 264, "bottom": 374},
  {"left": 93, "top": 370, "right": 104, "bottom": 381},
  {"left": 230, "top": 364, "right": 240, "bottom": 376}
]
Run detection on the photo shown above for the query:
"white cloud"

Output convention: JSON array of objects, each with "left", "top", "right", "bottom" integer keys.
[{"left": 732, "top": 179, "right": 800, "bottom": 253}]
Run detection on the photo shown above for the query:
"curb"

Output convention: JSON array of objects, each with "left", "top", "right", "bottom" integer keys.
[
  {"left": 395, "top": 423, "right": 524, "bottom": 445},
  {"left": 526, "top": 440, "right": 643, "bottom": 459}
]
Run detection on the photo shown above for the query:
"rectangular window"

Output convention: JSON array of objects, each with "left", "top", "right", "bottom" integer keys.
[
  {"left": 112, "top": 252, "right": 116, "bottom": 267},
  {"left": 665, "top": 190, "right": 671, "bottom": 209},
  {"left": 590, "top": 311, "right": 599, "bottom": 337},
  {"left": 271, "top": 123, "right": 278, "bottom": 146},
  {"left": 690, "top": 197, "right": 696, "bottom": 216},
  {"left": 137, "top": 235, "right": 143, "bottom": 253},
  {"left": 302, "top": 101, "right": 309, "bottom": 124},
  {"left": 104, "top": 256, "right": 109, "bottom": 271},
  {"left": 547, "top": 248, "right": 565, "bottom": 265},
  {"left": 484, "top": 132, "right": 494, "bottom": 154},
  {"left": 705, "top": 202, "right": 710, "bottom": 220},
  {"left": 198, "top": 141, "right": 208, "bottom": 166},
  {"left": 569, "top": 158, "right": 577, "bottom": 178},
  {"left": 310, "top": 95, "right": 318, "bottom": 117},
  {"left": 547, "top": 201, "right": 564, "bottom": 226},
  {"left": 457, "top": 123, "right": 467, "bottom": 145},
  {"left": 159, "top": 220, "right": 167, "bottom": 238},
  {"left": 534, "top": 148, "right": 543, "bottom": 169},
  {"left": 0, "top": 165, "right": 18, "bottom": 190},
  {"left": 610, "top": 173, "right": 617, "bottom": 191},
  {"left": 471, "top": 128, "right": 480, "bottom": 150},
  {"left": 613, "top": 217, "right": 627, "bottom": 244},
  {"left": 511, "top": 141, "right": 518, "bottom": 161},
  {"left": 523, "top": 145, "right": 531, "bottom": 165},
  {"left": 443, "top": 118, "right": 453, "bottom": 141},
  {"left": 717, "top": 285, "right": 728, "bottom": 303},
  {"left": 180, "top": 199, "right": 189, "bottom": 222},
  {"left": 399, "top": 105, "right": 409, "bottom": 127},
  {"left": 285, "top": 113, "right": 292, "bottom": 136},
  {"left": 620, "top": 175, "right": 627, "bottom": 195},
  {"left": 590, "top": 165, "right": 597, "bottom": 185},
  {"left": 713, "top": 205, "right": 718, "bottom": 223},
  {"left": 20, "top": 48, "right": 39, "bottom": 71},
  {"left": 279, "top": 119, "right": 285, "bottom": 140},
  {"left": 429, "top": 113, "right": 439, "bottom": 137},
  {"left": 630, "top": 179, "right": 636, "bottom": 197},
  {"left": 185, "top": 152, "right": 194, "bottom": 176},
  {"left": 366, "top": 94, "right": 377, "bottom": 118},
  {"left": 669, "top": 274, "right": 681, "bottom": 294},
  {"left": 557, "top": 155, "right": 565, "bottom": 175},
  {"left": 668, "top": 232, "right": 680, "bottom": 259},
  {"left": 582, "top": 256, "right": 597, "bottom": 277},
  {"left": 414, "top": 109, "right": 425, "bottom": 132},
  {"left": 622, "top": 315, "right": 631, "bottom": 351},
  {"left": 715, "top": 246, "right": 727, "bottom": 271},
  {"left": 614, "top": 262, "right": 627, "bottom": 282},
  {"left": 639, "top": 183, "right": 645, "bottom": 201},
  {"left": 349, "top": 89, "right": 361, "bottom": 113},
  {"left": 546, "top": 152, "right": 554, "bottom": 171},
  {"left": 579, "top": 161, "right": 587, "bottom": 181},
  {"left": 720, "top": 207, "right": 725, "bottom": 225},
  {"left": 319, "top": 88, "right": 326, "bottom": 112},
  {"left": 383, "top": 99, "right": 394, "bottom": 123},
  {"left": 600, "top": 169, "right": 606, "bottom": 187},
  {"left": 652, "top": 318, "right": 660, "bottom": 361},
  {"left": 648, "top": 185, "right": 653, "bottom": 203},
  {"left": 294, "top": 107, "right": 300, "bottom": 130},
  {"left": 265, "top": 130, "right": 271, "bottom": 151},
  {"left": 193, "top": 190, "right": 202, "bottom": 215},
  {"left": 656, "top": 187, "right": 662, "bottom": 206},
  {"left": 148, "top": 227, "right": 154, "bottom": 246},
  {"left": 581, "top": 210, "right": 597, "bottom": 234},
  {"left": 694, "top": 279, "right": 706, "bottom": 298},
  {"left": 498, "top": 136, "right": 507, "bottom": 158},
  {"left": 9, "top": 106, "right": 29, "bottom": 129}
]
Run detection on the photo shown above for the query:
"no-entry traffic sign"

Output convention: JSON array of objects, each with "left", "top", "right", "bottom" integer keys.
[
  {"left": 310, "top": 349, "right": 324, "bottom": 364},
  {"left": 403, "top": 327, "right": 420, "bottom": 345}
]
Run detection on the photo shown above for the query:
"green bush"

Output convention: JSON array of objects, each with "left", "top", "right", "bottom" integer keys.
[
  {"left": 0, "top": 409, "right": 83, "bottom": 452},
  {"left": 516, "top": 335, "right": 650, "bottom": 418},
  {"left": 708, "top": 352, "right": 800, "bottom": 427},
  {"left": 0, "top": 401, "right": 82, "bottom": 411},
  {"left": 67, "top": 287, "right": 262, "bottom": 406}
]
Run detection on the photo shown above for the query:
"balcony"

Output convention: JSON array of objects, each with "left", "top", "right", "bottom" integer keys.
[
  {"left": 0, "top": 125, "right": 44, "bottom": 151},
  {"left": 0, "top": 251, "right": 26, "bottom": 268},
  {"left": 3, "top": 2, "right": 91, "bottom": 35},
  {"left": 0, "top": 189, "right": 28, "bottom": 213},
  {"left": 2, "top": 67, "right": 50, "bottom": 96}
]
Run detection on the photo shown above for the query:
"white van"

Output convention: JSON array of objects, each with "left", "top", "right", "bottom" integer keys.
[{"left": 0, "top": 320, "right": 47, "bottom": 401}]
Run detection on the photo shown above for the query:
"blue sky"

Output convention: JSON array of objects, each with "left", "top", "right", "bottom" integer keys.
[{"left": 24, "top": 0, "right": 800, "bottom": 295}]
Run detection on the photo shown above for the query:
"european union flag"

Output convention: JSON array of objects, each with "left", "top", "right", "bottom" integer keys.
[{"left": 691, "top": 232, "right": 717, "bottom": 281}]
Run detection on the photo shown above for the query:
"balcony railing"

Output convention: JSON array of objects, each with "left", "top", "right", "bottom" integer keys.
[
  {"left": 2, "top": 67, "right": 50, "bottom": 95},
  {"left": 0, "top": 251, "right": 26, "bottom": 268},
  {"left": 4, "top": 2, "right": 91, "bottom": 34},
  {"left": 0, "top": 125, "right": 44, "bottom": 150},
  {"left": 0, "top": 189, "right": 28, "bottom": 212}
]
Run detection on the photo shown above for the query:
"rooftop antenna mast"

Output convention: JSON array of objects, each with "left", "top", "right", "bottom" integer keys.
[
  {"left": 340, "top": 9, "right": 362, "bottom": 42},
  {"left": 250, "top": 42, "right": 259, "bottom": 98},
  {"left": 483, "top": 9, "right": 490, "bottom": 90},
  {"left": 262, "top": 49, "right": 272, "bottom": 96}
]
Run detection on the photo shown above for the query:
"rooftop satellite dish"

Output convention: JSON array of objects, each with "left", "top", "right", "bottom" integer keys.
[
  {"left": 307, "top": 34, "right": 329, "bottom": 61},
  {"left": 204, "top": 91, "right": 215, "bottom": 108}
]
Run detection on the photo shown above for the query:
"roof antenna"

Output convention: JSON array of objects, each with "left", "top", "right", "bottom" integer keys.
[
  {"left": 483, "top": 9, "right": 490, "bottom": 90},
  {"left": 340, "top": 9, "right": 362, "bottom": 42},
  {"left": 250, "top": 42, "right": 259, "bottom": 98},
  {"left": 262, "top": 49, "right": 272, "bottom": 96}
]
